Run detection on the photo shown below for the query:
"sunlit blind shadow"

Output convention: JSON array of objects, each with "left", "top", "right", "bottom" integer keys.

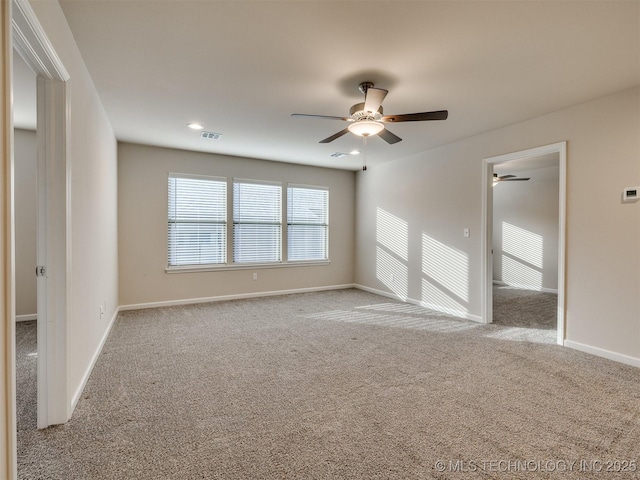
[
  {"left": 304, "top": 307, "right": 479, "bottom": 333},
  {"left": 376, "top": 247, "right": 408, "bottom": 300},
  {"left": 376, "top": 208, "right": 408, "bottom": 261},
  {"left": 375, "top": 208, "right": 410, "bottom": 299},
  {"left": 483, "top": 326, "right": 555, "bottom": 344},
  {"left": 421, "top": 234, "right": 469, "bottom": 315},
  {"left": 502, "top": 222, "right": 543, "bottom": 290}
]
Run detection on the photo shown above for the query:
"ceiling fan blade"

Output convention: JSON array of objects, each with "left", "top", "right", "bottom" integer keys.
[
  {"left": 319, "top": 128, "right": 350, "bottom": 143},
  {"left": 364, "top": 87, "right": 388, "bottom": 114},
  {"left": 381, "top": 110, "right": 448, "bottom": 122},
  {"left": 498, "top": 174, "right": 517, "bottom": 180},
  {"left": 378, "top": 128, "right": 402, "bottom": 144},
  {"left": 504, "top": 177, "right": 530, "bottom": 181},
  {"left": 291, "top": 113, "right": 351, "bottom": 121}
]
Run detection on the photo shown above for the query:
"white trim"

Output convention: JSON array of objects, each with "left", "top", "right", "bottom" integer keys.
[
  {"left": 15, "top": 314, "right": 36, "bottom": 322},
  {"left": 482, "top": 142, "right": 567, "bottom": 345},
  {"left": 168, "top": 172, "right": 227, "bottom": 183},
  {"left": 480, "top": 158, "right": 493, "bottom": 325},
  {"left": 564, "top": 340, "right": 640, "bottom": 369},
  {"left": 12, "top": 0, "right": 68, "bottom": 81},
  {"left": 354, "top": 284, "right": 483, "bottom": 323},
  {"left": 492, "top": 280, "right": 558, "bottom": 294},
  {"left": 119, "top": 284, "right": 356, "bottom": 311},
  {"left": 12, "top": 0, "right": 70, "bottom": 428},
  {"left": 286, "top": 182, "right": 329, "bottom": 191},
  {"left": 166, "top": 260, "right": 330, "bottom": 274},
  {"left": 70, "top": 307, "right": 119, "bottom": 411},
  {"left": 2, "top": 0, "right": 17, "bottom": 476}
]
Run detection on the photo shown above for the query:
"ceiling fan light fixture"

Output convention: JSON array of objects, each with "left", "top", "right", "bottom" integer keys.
[{"left": 348, "top": 120, "right": 384, "bottom": 137}]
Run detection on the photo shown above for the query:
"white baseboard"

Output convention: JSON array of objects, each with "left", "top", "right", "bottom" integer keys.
[
  {"left": 71, "top": 306, "right": 121, "bottom": 412},
  {"left": 119, "top": 284, "right": 356, "bottom": 311},
  {"left": 564, "top": 340, "right": 640, "bottom": 368},
  {"left": 492, "top": 280, "right": 558, "bottom": 294},
  {"left": 354, "top": 284, "right": 482, "bottom": 323},
  {"left": 15, "top": 313, "right": 37, "bottom": 322}
]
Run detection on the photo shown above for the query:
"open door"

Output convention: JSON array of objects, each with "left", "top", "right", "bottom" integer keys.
[{"left": 13, "top": 0, "right": 70, "bottom": 429}]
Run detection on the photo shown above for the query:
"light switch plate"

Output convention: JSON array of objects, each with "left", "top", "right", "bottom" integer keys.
[{"left": 623, "top": 186, "right": 640, "bottom": 202}]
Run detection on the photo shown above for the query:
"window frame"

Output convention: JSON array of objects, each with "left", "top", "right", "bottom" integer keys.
[
  {"left": 165, "top": 175, "right": 331, "bottom": 273},
  {"left": 286, "top": 183, "right": 329, "bottom": 263},
  {"left": 232, "top": 178, "right": 283, "bottom": 265},
  {"left": 167, "top": 173, "right": 228, "bottom": 269}
]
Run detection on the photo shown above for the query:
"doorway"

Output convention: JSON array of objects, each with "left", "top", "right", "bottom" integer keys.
[
  {"left": 12, "top": 0, "right": 71, "bottom": 429},
  {"left": 481, "top": 142, "right": 567, "bottom": 345},
  {"left": 13, "top": 47, "right": 38, "bottom": 432}
]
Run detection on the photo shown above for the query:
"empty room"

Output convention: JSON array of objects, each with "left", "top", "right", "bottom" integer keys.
[{"left": 2, "top": 0, "right": 640, "bottom": 478}]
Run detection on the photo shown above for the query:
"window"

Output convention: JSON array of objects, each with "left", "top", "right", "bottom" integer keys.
[
  {"left": 287, "top": 185, "right": 329, "bottom": 261},
  {"left": 167, "top": 176, "right": 329, "bottom": 270},
  {"left": 233, "top": 180, "right": 282, "bottom": 263},
  {"left": 168, "top": 174, "right": 226, "bottom": 266}
]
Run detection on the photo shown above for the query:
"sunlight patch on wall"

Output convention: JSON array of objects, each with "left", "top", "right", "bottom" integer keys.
[
  {"left": 421, "top": 278, "right": 468, "bottom": 315},
  {"left": 376, "top": 246, "right": 408, "bottom": 300},
  {"left": 501, "top": 222, "right": 544, "bottom": 290},
  {"left": 502, "top": 222, "right": 543, "bottom": 269},
  {"left": 376, "top": 208, "right": 408, "bottom": 261},
  {"left": 422, "top": 234, "right": 469, "bottom": 302},
  {"left": 502, "top": 256, "right": 543, "bottom": 290}
]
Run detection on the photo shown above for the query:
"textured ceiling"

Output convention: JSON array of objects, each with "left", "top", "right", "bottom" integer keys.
[{"left": 28, "top": 1, "right": 638, "bottom": 170}]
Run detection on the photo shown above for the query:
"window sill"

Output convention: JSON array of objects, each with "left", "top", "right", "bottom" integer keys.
[{"left": 165, "top": 260, "right": 331, "bottom": 274}]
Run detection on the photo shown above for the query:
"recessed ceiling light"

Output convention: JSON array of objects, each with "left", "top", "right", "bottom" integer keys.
[
  {"left": 187, "top": 122, "right": 204, "bottom": 130},
  {"left": 350, "top": 150, "right": 361, "bottom": 155}
]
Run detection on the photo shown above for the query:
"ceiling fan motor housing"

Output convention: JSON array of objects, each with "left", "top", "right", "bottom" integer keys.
[{"left": 349, "top": 102, "right": 383, "bottom": 121}]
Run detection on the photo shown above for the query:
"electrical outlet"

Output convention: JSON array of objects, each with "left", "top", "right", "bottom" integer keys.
[
  {"left": 99, "top": 305, "right": 104, "bottom": 319},
  {"left": 252, "top": 272, "right": 258, "bottom": 281}
]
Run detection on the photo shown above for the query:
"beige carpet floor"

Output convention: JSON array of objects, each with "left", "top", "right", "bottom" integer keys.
[{"left": 16, "top": 289, "right": 640, "bottom": 479}]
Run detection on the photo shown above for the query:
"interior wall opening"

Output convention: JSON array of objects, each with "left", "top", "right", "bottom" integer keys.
[
  {"left": 12, "top": 46, "right": 38, "bottom": 436},
  {"left": 491, "top": 153, "right": 560, "bottom": 343},
  {"left": 482, "top": 142, "right": 567, "bottom": 345}
]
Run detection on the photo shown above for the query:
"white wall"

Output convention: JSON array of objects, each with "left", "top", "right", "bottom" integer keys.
[
  {"left": 493, "top": 164, "right": 559, "bottom": 292},
  {"left": 355, "top": 87, "right": 640, "bottom": 362},
  {"left": 14, "top": 129, "right": 36, "bottom": 318},
  {"left": 27, "top": 0, "right": 119, "bottom": 410},
  {"left": 118, "top": 142, "right": 355, "bottom": 307}
]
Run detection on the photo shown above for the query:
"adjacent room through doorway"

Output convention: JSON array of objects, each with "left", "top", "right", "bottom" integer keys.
[
  {"left": 492, "top": 153, "right": 560, "bottom": 342},
  {"left": 482, "top": 142, "right": 567, "bottom": 344},
  {"left": 13, "top": 48, "right": 38, "bottom": 433}
]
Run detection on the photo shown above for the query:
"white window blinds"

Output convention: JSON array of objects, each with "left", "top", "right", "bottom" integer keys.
[
  {"left": 287, "top": 185, "right": 329, "bottom": 261},
  {"left": 233, "top": 180, "right": 282, "bottom": 263},
  {"left": 168, "top": 174, "right": 227, "bottom": 266}
]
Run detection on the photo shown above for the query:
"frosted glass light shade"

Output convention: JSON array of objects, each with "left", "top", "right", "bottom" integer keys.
[{"left": 348, "top": 120, "right": 384, "bottom": 137}]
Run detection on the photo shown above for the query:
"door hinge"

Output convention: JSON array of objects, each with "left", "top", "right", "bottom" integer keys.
[{"left": 36, "top": 266, "right": 46, "bottom": 277}]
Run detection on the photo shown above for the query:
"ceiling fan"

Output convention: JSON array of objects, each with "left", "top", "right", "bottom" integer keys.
[
  {"left": 493, "top": 173, "right": 530, "bottom": 182},
  {"left": 291, "top": 82, "right": 448, "bottom": 144}
]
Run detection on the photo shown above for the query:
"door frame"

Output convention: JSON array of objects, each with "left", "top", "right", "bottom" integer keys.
[
  {"left": 481, "top": 141, "right": 567, "bottom": 345},
  {"left": 12, "top": 0, "right": 70, "bottom": 428}
]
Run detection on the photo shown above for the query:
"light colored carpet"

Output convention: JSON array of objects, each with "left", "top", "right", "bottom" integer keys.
[
  {"left": 15, "top": 320, "right": 37, "bottom": 433},
  {"left": 16, "top": 289, "right": 640, "bottom": 479},
  {"left": 493, "top": 284, "right": 557, "bottom": 330}
]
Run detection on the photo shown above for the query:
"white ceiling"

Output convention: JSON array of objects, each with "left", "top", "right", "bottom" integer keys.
[
  {"left": 25, "top": 1, "right": 637, "bottom": 170},
  {"left": 494, "top": 152, "right": 559, "bottom": 181}
]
